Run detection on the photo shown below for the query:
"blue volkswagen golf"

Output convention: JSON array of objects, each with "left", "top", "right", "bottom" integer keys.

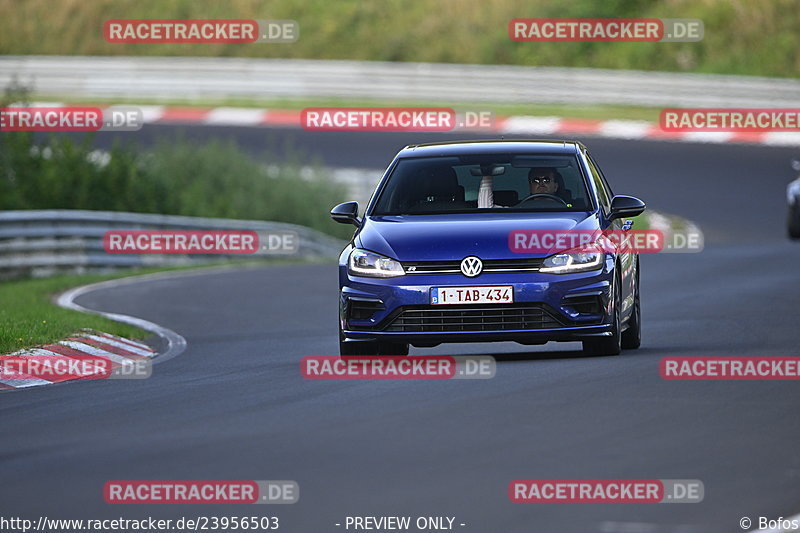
[{"left": 331, "top": 140, "right": 646, "bottom": 356}]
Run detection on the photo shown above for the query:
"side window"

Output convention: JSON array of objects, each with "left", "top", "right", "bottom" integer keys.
[
  {"left": 454, "top": 166, "right": 481, "bottom": 202},
  {"left": 590, "top": 153, "right": 615, "bottom": 197},
  {"left": 586, "top": 154, "right": 612, "bottom": 211}
]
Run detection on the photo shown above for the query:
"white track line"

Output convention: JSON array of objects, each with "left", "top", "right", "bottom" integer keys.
[
  {"left": 204, "top": 107, "right": 266, "bottom": 125},
  {"left": 599, "top": 120, "right": 653, "bottom": 139},
  {"left": 20, "top": 348, "right": 109, "bottom": 376},
  {"left": 96, "top": 332, "right": 155, "bottom": 352},
  {"left": 682, "top": 131, "right": 734, "bottom": 143},
  {"left": 763, "top": 132, "right": 800, "bottom": 146},
  {"left": 81, "top": 334, "right": 155, "bottom": 357},
  {"left": 135, "top": 105, "right": 166, "bottom": 123},
  {"left": 500, "top": 116, "right": 562, "bottom": 135},
  {"left": 58, "top": 341, "right": 134, "bottom": 366},
  {"left": 0, "top": 376, "right": 52, "bottom": 388},
  {"left": 57, "top": 274, "right": 189, "bottom": 365}
]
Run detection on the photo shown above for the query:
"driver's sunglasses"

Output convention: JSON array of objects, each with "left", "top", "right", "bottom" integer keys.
[{"left": 530, "top": 176, "right": 553, "bottom": 184}]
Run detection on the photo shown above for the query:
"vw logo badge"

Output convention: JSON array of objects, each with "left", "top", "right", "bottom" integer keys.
[{"left": 460, "top": 256, "right": 483, "bottom": 277}]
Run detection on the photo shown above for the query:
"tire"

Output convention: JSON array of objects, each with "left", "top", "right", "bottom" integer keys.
[
  {"left": 621, "top": 264, "right": 641, "bottom": 350},
  {"left": 583, "top": 274, "right": 622, "bottom": 356},
  {"left": 789, "top": 206, "right": 800, "bottom": 240}
]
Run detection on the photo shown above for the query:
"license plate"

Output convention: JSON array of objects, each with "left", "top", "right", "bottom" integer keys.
[{"left": 431, "top": 286, "right": 514, "bottom": 305}]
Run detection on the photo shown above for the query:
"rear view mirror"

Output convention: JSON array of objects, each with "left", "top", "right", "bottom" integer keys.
[
  {"left": 330, "top": 201, "right": 361, "bottom": 226},
  {"left": 469, "top": 166, "right": 505, "bottom": 176},
  {"left": 609, "top": 195, "right": 646, "bottom": 220}
]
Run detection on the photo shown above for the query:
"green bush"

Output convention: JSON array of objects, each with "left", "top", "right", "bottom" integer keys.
[{"left": 0, "top": 132, "right": 354, "bottom": 239}]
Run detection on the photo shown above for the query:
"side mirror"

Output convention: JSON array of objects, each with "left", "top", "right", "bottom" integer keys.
[
  {"left": 609, "top": 195, "right": 646, "bottom": 221},
  {"left": 330, "top": 201, "right": 361, "bottom": 226}
]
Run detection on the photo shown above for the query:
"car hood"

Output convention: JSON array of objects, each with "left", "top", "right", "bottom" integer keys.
[{"left": 356, "top": 212, "right": 600, "bottom": 261}]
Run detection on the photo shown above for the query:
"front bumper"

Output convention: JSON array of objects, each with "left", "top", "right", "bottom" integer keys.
[{"left": 339, "top": 258, "right": 615, "bottom": 345}]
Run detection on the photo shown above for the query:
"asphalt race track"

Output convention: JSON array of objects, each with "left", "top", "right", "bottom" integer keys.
[{"left": 3, "top": 129, "right": 800, "bottom": 533}]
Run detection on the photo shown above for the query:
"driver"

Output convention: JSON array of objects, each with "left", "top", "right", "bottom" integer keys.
[
  {"left": 528, "top": 167, "right": 560, "bottom": 197},
  {"left": 525, "top": 167, "right": 572, "bottom": 207}
]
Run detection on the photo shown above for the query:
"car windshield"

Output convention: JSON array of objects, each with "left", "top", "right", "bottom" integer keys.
[{"left": 371, "top": 154, "right": 592, "bottom": 215}]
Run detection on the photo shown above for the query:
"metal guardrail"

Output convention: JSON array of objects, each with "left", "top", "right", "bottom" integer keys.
[
  {"left": 2, "top": 56, "right": 799, "bottom": 108},
  {"left": 0, "top": 210, "right": 346, "bottom": 280}
]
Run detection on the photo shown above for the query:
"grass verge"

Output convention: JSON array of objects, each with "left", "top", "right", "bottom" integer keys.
[{"left": 0, "top": 273, "right": 150, "bottom": 354}]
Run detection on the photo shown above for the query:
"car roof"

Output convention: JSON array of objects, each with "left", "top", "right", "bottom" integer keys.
[{"left": 396, "top": 139, "right": 584, "bottom": 158}]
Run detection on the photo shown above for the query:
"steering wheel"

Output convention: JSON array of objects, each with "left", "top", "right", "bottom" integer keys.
[{"left": 517, "top": 193, "right": 569, "bottom": 206}]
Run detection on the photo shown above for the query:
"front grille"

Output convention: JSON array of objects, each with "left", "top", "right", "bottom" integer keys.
[
  {"left": 402, "top": 258, "right": 544, "bottom": 275},
  {"left": 382, "top": 304, "right": 565, "bottom": 332}
]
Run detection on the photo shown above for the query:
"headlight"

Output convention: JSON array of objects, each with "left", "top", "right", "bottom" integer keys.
[
  {"left": 540, "top": 244, "right": 604, "bottom": 274},
  {"left": 348, "top": 249, "right": 405, "bottom": 277}
]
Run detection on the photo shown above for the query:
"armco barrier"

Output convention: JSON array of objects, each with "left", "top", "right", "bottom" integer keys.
[
  {"left": 0, "top": 210, "right": 345, "bottom": 280},
  {"left": 2, "top": 56, "right": 800, "bottom": 108}
]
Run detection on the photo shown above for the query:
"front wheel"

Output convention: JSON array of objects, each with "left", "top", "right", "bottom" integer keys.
[
  {"left": 621, "top": 264, "right": 641, "bottom": 350},
  {"left": 789, "top": 205, "right": 800, "bottom": 239},
  {"left": 582, "top": 277, "right": 622, "bottom": 356}
]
